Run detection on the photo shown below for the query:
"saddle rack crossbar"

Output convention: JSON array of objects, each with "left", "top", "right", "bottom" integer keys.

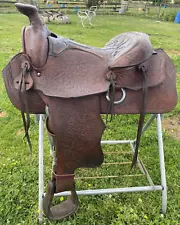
[{"left": 38, "top": 114, "right": 167, "bottom": 223}]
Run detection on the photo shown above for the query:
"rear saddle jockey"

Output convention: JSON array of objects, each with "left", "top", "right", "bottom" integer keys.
[{"left": 2, "top": 3, "right": 177, "bottom": 221}]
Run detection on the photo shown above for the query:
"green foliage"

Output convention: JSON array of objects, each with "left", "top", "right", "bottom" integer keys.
[
  {"left": 125, "top": 5, "right": 180, "bottom": 22},
  {"left": 152, "top": 0, "right": 162, "bottom": 6},
  {"left": 0, "top": 13, "right": 180, "bottom": 225},
  {"left": 86, "top": 0, "right": 103, "bottom": 9},
  {"left": 158, "top": 10, "right": 177, "bottom": 21}
]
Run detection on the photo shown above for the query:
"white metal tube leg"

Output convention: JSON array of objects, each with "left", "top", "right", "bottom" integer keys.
[
  {"left": 156, "top": 114, "right": 167, "bottom": 214},
  {"left": 38, "top": 114, "right": 44, "bottom": 223},
  {"left": 141, "top": 114, "right": 157, "bottom": 135}
]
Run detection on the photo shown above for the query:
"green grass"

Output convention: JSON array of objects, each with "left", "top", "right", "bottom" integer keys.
[{"left": 0, "top": 13, "right": 180, "bottom": 225}]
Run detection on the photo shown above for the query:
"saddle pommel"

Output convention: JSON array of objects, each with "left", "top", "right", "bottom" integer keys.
[
  {"left": 15, "top": 3, "right": 50, "bottom": 68},
  {"left": 15, "top": 3, "right": 43, "bottom": 26}
]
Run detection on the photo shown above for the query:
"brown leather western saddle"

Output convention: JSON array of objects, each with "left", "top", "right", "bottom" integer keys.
[{"left": 2, "top": 3, "right": 177, "bottom": 221}]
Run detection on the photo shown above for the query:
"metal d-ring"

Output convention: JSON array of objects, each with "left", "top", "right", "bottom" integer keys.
[{"left": 106, "top": 88, "right": 126, "bottom": 105}]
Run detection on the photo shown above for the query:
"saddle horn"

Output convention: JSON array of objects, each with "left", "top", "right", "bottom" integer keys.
[
  {"left": 15, "top": 3, "right": 43, "bottom": 25},
  {"left": 15, "top": 3, "right": 50, "bottom": 68}
]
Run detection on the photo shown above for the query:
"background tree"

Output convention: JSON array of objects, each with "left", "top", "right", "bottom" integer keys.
[{"left": 86, "top": 0, "right": 104, "bottom": 8}]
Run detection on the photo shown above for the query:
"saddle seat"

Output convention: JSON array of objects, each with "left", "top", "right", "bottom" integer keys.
[
  {"left": 29, "top": 33, "right": 164, "bottom": 99},
  {"left": 48, "top": 31, "right": 154, "bottom": 68}
]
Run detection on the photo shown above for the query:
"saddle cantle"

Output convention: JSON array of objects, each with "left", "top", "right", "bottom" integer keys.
[{"left": 2, "top": 2, "right": 177, "bottom": 222}]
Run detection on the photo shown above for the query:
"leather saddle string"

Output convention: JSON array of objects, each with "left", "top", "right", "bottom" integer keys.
[
  {"left": 106, "top": 77, "right": 116, "bottom": 123},
  {"left": 131, "top": 64, "right": 148, "bottom": 168},
  {"left": 18, "top": 66, "right": 32, "bottom": 153}
]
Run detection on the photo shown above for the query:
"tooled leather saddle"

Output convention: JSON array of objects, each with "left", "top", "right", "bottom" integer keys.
[{"left": 2, "top": 3, "right": 177, "bottom": 221}]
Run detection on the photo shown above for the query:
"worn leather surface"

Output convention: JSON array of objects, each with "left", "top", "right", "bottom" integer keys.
[
  {"left": 32, "top": 50, "right": 110, "bottom": 98},
  {"left": 29, "top": 37, "right": 161, "bottom": 98},
  {"left": 112, "top": 50, "right": 166, "bottom": 90},
  {"left": 31, "top": 49, "right": 164, "bottom": 98},
  {"left": 42, "top": 94, "right": 105, "bottom": 174},
  {"left": 100, "top": 49, "right": 177, "bottom": 114},
  {"left": 48, "top": 32, "right": 154, "bottom": 68},
  {"left": 104, "top": 32, "right": 154, "bottom": 67},
  {"left": 3, "top": 49, "right": 166, "bottom": 99}
]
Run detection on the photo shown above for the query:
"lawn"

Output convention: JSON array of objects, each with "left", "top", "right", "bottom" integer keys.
[{"left": 0, "top": 12, "right": 180, "bottom": 225}]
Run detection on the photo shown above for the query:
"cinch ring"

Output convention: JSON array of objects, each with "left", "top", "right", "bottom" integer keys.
[{"left": 106, "top": 88, "right": 126, "bottom": 105}]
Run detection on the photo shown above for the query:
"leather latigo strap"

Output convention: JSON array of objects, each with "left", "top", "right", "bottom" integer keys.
[
  {"left": 14, "top": 60, "right": 34, "bottom": 153},
  {"left": 131, "top": 62, "right": 148, "bottom": 168}
]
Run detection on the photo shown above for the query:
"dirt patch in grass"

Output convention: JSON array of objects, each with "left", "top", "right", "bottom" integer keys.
[
  {"left": 0, "top": 111, "right": 8, "bottom": 118},
  {"left": 16, "top": 128, "right": 24, "bottom": 136},
  {"left": 166, "top": 49, "right": 180, "bottom": 56},
  {"left": 162, "top": 116, "right": 180, "bottom": 140}
]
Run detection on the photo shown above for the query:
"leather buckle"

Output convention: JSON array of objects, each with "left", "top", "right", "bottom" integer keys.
[{"left": 14, "top": 61, "right": 33, "bottom": 91}]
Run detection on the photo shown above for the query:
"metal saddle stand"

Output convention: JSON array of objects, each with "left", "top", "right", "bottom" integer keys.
[{"left": 38, "top": 113, "right": 167, "bottom": 223}]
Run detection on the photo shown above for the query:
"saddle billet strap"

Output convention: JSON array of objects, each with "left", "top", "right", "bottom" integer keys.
[
  {"left": 131, "top": 63, "right": 148, "bottom": 168},
  {"left": 106, "top": 74, "right": 116, "bottom": 123}
]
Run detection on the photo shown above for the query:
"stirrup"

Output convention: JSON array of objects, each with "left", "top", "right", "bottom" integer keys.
[{"left": 43, "top": 181, "right": 78, "bottom": 221}]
